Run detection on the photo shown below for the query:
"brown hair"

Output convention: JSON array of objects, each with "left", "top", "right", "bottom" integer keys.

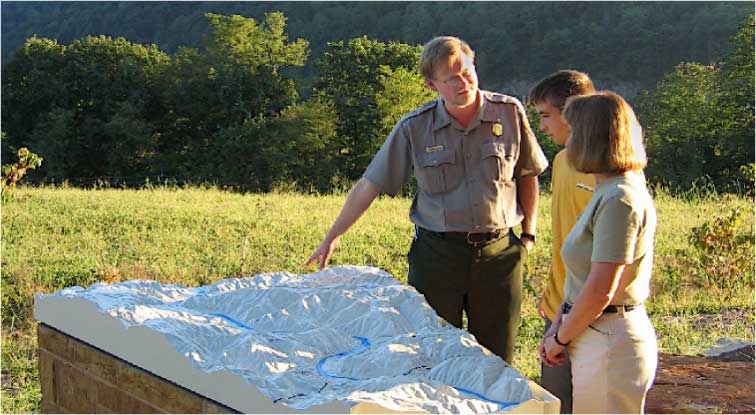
[
  {"left": 419, "top": 36, "right": 475, "bottom": 80},
  {"left": 529, "top": 70, "right": 595, "bottom": 109},
  {"left": 564, "top": 91, "right": 647, "bottom": 174}
]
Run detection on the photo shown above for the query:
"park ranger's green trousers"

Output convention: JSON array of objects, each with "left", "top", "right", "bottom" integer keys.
[{"left": 408, "top": 227, "right": 528, "bottom": 364}]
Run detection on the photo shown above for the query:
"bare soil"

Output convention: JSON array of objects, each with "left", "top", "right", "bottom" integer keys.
[{"left": 645, "top": 353, "right": 755, "bottom": 414}]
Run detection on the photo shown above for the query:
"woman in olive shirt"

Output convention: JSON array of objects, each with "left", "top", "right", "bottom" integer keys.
[{"left": 540, "top": 91, "right": 657, "bottom": 414}]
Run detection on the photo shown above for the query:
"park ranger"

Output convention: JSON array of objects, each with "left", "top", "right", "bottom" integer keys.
[{"left": 307, "top": 36, "right": 548, "bottom": 363}]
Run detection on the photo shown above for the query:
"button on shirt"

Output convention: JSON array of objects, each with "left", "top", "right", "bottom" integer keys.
[{"left": 363, "top": 90, "right": 548, "bottom": 232}]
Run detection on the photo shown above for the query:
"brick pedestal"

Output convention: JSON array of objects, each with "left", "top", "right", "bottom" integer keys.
[{"left": 37, "top": 324, "right": 236, "bottom": 414}]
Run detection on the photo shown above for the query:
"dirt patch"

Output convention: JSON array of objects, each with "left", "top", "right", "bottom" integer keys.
[{"left": 645, "top": 353, "right": 755, "bottom": 414}]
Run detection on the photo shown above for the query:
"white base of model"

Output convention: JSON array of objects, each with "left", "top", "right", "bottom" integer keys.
[{"left": 35, "top": 267, "right": 559, "bottom": 414}]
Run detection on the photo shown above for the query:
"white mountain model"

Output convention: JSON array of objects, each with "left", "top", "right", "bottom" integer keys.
[{"left": 35, "top": 265, "right": 542, "bottom": 414}]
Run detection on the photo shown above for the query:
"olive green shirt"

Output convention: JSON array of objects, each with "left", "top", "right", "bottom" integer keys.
[
  {"left": 561, "top": 173, "right": 657, "bottom": 305},
  {"left": 363, "top": 90, "right": 548, "bottom": 232}
]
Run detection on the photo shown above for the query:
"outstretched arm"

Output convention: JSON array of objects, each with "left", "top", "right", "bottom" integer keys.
[{"left": 305, "top": 178, "right": 381, "bottom": 270}]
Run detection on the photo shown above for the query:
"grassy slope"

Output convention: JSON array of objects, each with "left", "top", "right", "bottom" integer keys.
[{"left": 2, "top": 186, "right": 754, "bottom": 412}]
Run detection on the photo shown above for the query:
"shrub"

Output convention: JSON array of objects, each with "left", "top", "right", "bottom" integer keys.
[
  {"left": 681, "top": 206, "right": 755, "bottom": 292},
  {"left": 1, "top": 147, "right": 43, "bottom": 202}
]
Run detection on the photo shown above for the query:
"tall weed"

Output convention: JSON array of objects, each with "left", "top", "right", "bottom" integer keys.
[
  {"left": 680, "top": 205, "right": 754, "bottom": 292},
  {"left": 2, "top": 186, "right": 754, "bottom": 412}
]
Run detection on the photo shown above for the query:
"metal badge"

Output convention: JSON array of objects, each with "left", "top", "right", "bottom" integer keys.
[
  {"left": 492, "top": 122, "right": 503, "bottom": 137},
  {"left": 425, "top": 145, "right": 444, "bottom": 153}
]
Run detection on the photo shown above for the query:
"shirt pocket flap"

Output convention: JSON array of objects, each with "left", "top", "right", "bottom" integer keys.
[{"left": 422, "top": 150, "right": 455, "bottom": 167}]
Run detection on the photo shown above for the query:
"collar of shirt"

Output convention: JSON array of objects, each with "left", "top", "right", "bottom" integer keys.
[
  {"left": 596, "top": 171, "right": 645, "bottom": 191},
  {"left": 432, "top": 90, "right": 500, "bottom": 133}
]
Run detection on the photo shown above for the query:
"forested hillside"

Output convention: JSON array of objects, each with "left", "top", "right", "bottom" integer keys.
[
  {"left": 1, "top": 4, "right": 753, "bottom": 194},
  {"left": 2, "top": 2, "right": 751, "bottom": 94}
]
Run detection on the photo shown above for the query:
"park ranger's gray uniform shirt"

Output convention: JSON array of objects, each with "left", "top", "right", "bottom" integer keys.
[{"left": 363, "top": 90, "right": 548, "bottom": 233}]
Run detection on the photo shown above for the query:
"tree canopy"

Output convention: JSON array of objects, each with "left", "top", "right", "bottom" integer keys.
[
  {"left": 2, "top": 2, "right": 752, "bottom": 94},
  {"left": 315, "top": 37, "right": 432, "bottom": 179},
  {"left": 1, "top": 9, "right": 753, "bottom": 194},
  {"left": 636, "top": 15, "right": 755, "bottom": 193}
]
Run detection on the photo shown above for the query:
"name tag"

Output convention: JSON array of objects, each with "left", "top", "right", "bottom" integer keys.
[{"left": 425, "top": 145, "right": 444, "bottom": 153}]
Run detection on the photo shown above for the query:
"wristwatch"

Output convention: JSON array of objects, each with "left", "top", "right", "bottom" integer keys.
[{"left": 520, "top": 232, "right": 536, "bottom": 244}]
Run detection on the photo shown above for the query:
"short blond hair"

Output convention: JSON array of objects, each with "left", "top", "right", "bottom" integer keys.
[
  {"left": 564, "top": 91, "right": 647, "bottom": 174},
  {"left": 419, "top": 36, "right": 475, "bottom": 80}
]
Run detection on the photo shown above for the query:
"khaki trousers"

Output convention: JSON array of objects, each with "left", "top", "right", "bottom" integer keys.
[{"left": 566, "top": 307, "right": 657, "bottom": 414}]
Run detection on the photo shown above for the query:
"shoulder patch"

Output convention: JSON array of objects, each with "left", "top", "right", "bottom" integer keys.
[
  {"left": 484, "top": 91, "right": 528, "bottom": 117},
  {"left": 400, "top": 99, "right": 437, "bottom": 123},
  {"left": 484, "top": 91, "right": 521, "bottom": 105}
]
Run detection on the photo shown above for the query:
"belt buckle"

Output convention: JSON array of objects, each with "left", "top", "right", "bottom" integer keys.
[
  {"left": 465, "top": 232, "right": 486, "bottom": 246},
  {"left": 465, "top": 229, "right": 502, "bottom": 246}
]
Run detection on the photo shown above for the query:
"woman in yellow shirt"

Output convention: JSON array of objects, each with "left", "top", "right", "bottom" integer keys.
[{"left": 541, "top": 91, "right": 657, "bottom": 414}]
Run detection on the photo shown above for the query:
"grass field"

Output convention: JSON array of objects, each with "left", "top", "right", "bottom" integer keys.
[{"left": 2, "top": 185, "right": 754, "bottom": 412}]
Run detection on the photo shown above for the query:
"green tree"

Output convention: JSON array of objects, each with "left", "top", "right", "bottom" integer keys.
[
  {"left": 26, "top": 107, "right": 77, "bottom": 179},
  {"left": 315, "top": 37, "right": 424, "bottom": 179},
  {"left": 213, "top": 96, "right": 339, "bottom": 192},
  {"left": 2, "top": 35, "right": 169, "bottom": 181},
  {"left": 202, "top": 11, "right": 308, "bottom": 120},
  {"left": 60, "top": 35, "right": 169, "bottom": 180},
  {"left": 1, "top": 37, "right": 66, "bottom": 165},
  {"left": 637, "top": 14, "right": 754, "bottom": 193},
  {"left": 263, "top": 96, "right": 340, "bottom": 191},
  {"left": 713, "top": 14, "right": 755, "bottom": 190},
  {"left": 375, "top": 65, "right": 436, "bottom": 154},
  {"left": 636, "top": 63, "right": 718, "bottom": 190},
  {"left": 155, "top": 12, "right": 309, "bottom": 179}
]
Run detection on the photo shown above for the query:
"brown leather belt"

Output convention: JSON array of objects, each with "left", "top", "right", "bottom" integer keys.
[{"left": 418, "top": 227, "right": 507, "bottom": 246}]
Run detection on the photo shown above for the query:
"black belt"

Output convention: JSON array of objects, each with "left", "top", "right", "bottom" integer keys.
[
  {"left": 561, "top": 302, "right": 641, "bottom": 314},
  {"left": 418, "top": 226, "right": 508, "bottom": 246}
]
